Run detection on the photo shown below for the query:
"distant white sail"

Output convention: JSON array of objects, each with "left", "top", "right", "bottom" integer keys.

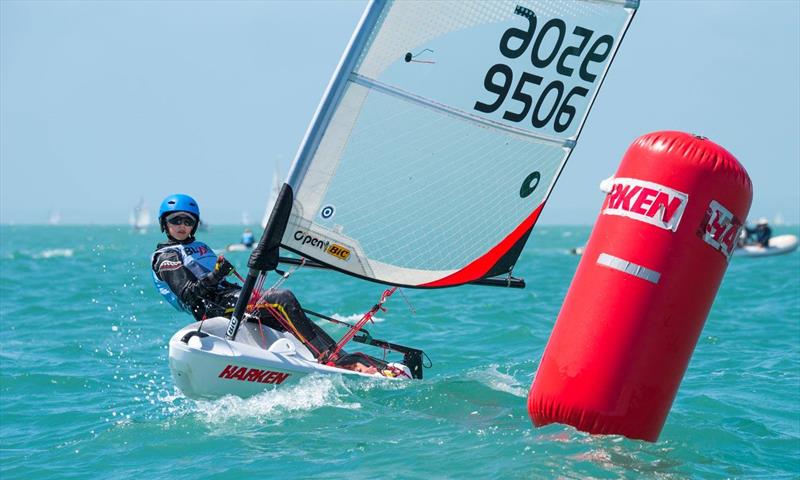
[
  {"left": 131, "top": 199, "right": 151, "bottom": 231},
  {"left": 280, "top": 0, "right": 637, "bottom": 288},
  {"left": 48, "top": 210, "right": 61, "bottom": 226},
  {"left": 262, "top": 164, "right": 282, "bottom": 229}
]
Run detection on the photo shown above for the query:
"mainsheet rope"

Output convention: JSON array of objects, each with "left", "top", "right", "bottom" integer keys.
[{"left": 324, "top": 287, "right": 397, "bottom": 363}]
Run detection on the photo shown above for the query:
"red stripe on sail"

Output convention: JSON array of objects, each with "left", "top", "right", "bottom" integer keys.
[{"left": 421, "top": 203, "right": 545, "bottom": 287}]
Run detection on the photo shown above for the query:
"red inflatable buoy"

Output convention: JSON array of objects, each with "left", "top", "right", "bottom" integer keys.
[{"left": 528, "top": 131, "right": 752, "bottom": 441}]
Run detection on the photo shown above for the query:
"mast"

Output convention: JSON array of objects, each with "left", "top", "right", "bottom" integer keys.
[
  {"left": 226, "top": 0, "right": 386, "bottom": 341},
  {"left": 226, "top": 184, "right": 293, "bottom": 339}
]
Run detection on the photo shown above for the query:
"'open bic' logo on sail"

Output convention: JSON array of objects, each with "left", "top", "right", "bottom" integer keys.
[{"left": 326, "top": 244, "right": 351, "bottom": 261}]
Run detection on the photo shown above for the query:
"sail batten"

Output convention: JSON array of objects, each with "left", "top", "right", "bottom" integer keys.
[
  {"left": 350, "top": 73, "right": 571, "bottom": 147},
  {"left": 274, "top": 0, "right": 636, "bottom": 288}
]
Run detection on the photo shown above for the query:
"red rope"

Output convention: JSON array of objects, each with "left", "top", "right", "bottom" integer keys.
[
  {"left": 326, "top": 287, "right": 396, "bottom": 363},
  {"left": 247, "top": 274, "right": 266, "bottom": 311},
  {"left": 232, "top": 269, "right": 245, "bottom": 282},
  {"left": 254, "top": 313, "right": 268, "bottom": 349}
]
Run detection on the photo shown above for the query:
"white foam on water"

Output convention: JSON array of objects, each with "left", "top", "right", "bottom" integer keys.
[
  {"left": 162, "top": 374, "right": 361, "bottom": 425},
  {"left": 469, "top": 364, "right": 527, "bottom": 398},
  {"left": 330, "top": 312, "right": 385, "bottom": 324},
  {"left": 35, "top": 248, "right": 74, "bottom": 259}
]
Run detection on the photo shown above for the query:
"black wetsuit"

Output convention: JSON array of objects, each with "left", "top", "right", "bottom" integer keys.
[
  {"left": 754, "top": 225, "right": 772, "bottom": 247},
  {"left": 745, "top": 225, "right": 772, "bottom": 247},
  {"left": 151, "top": 238, "right": 337, "bottom": 357}
]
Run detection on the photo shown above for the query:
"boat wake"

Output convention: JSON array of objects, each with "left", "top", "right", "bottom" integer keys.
[{"left": 160, "top": 374, "right": 364, "bottom": 425}]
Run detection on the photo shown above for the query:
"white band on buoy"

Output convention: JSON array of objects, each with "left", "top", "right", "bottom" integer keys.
[{"left": 596, "top": 253, "right": 661, "bottom": 284}]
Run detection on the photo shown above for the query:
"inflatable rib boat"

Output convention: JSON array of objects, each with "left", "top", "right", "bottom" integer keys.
[{"left": 734, "top": 234, "right": 798, "bottom": 258}]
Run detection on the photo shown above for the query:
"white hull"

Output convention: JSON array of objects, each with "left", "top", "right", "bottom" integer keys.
[
  {"left": 169, "top": 317, "right": 409, "bottom": 399},
  {"left": 223, "top": 243, "right": 251, "bottom": 252},
  {"left": 734, "top": 234, "right": 798, "bottom": 257}
]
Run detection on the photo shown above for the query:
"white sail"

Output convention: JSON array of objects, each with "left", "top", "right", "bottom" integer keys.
[
  {"left": 131, "top": 199, "right": 151, "bottom": 231},
  {"left": 280, "top": 0, "right": 637, "bottom": 288},
  {"left": 48, "top": 210, "right": 61, "bottom": 226},
  {"left": 262, "top": 164, "right": 282, "bottom": 229}
]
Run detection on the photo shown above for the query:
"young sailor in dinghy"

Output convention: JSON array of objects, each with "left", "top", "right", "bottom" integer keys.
[
  {"left": 241, "top": 228, "right": 255, "bottom": 248},
  {"left": 151, "top": 194, "right": 378, "bottom": 373}
]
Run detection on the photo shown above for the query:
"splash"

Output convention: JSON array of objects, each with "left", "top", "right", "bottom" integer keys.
[
  {"left": 161, "top": 374, "right": 362, "bottom": 425},
  {"left": 468, "top": 364, "right": 527, "bottom": 398}
]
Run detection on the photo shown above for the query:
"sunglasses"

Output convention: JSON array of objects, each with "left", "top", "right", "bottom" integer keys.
[{"left": 167, "top": 216, "right": 197, "bottom": 227}]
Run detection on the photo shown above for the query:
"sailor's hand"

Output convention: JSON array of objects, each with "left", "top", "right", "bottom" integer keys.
[{"left": 214, "top": 256, "right": 234, "bottom": 277}]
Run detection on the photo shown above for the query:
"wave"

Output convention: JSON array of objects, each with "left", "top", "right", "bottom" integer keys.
[
  {"left": 466, "top": 364, "right": 528, "bottom": 398},
  {"left": 35, "top": 248, "right": 75, "bottom": 259}
]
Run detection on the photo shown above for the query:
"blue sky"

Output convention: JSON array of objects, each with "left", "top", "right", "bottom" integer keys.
[{"left": 1, "top": 0, "right": 798, "bottom": 225}]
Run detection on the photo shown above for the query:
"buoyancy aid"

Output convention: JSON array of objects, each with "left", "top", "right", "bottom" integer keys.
[{"left": 151, "top": 240, "right": 218, "bottom": 311}]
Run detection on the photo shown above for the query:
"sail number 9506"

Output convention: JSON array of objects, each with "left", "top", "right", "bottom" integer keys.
[{"left": 474, "top": 6, "right": 614, "bottom": 133}]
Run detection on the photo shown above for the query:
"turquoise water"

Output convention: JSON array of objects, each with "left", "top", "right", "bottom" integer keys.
[{"left": 1, "top": 225, "right": 798, "bottom": 479}]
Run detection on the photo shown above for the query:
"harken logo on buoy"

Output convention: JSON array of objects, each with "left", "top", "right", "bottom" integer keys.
[{"left": 602, "top": 178, "right": 688, "bottom": 232}]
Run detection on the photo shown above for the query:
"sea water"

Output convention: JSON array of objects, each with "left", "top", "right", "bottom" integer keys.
[{"left": 1, "top": 225, "right": 798, "bottom": 479}]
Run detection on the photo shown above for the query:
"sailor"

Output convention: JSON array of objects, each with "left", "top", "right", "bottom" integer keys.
[
  {"left": 744, "top": 217, "right": 772, "bottom": 248},
  {"left": 151, "top": 194, "right": 348, "bottom": 362},
  {"left": 241, "top": 228, "right": 255, "bottom": 248}
]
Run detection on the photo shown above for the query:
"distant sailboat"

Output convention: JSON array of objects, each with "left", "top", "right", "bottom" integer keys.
[
  {"left": 48, "top": 210, "right": 61, "bottom": 226},
  {"left": 130, "top": 199, "right": 151, "bottom": 233},
  {"left": 241, "top": 211, "right": 252, "bottom": 226},
  {"left": 261, "top": 163, "right": 281, "bottom": 229}
]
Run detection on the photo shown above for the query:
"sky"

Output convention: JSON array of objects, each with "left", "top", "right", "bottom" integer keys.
[{"left": 1, "top": 0, "right": 798, "bottom": 226}]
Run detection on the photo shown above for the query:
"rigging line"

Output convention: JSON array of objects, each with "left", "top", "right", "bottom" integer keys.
[
  {"left": 231, "top": 268, "right": 245, "bottom": 283},
  {"left": 258, "top": 302, "right": 323, "bottom": 357},
  {"left": 253, "top": 274, "right": 265, "bottom": 303},
  {"left": 243, "top": 308, "right": 269, "bottom": 349},
  {"left": 269, "top": 257, "right": 306, "bottom": 291},
  {"left": 328, "top": 287, "right": 397, "bottom": 362},
  {"left": 404, "top": 48, "right": 436, "bottom": 64},
  {"left": 349, "top": 73, "right": 575, "bottom": 148},
  {"left": 397, "top": 288, "right": 416, "bottom": 316},
  {"left": 246, "top": 273, "right": 267, "bottom": 315}
]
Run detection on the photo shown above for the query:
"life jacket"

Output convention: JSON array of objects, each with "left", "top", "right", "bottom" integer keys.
[
  {"left": 242, "top": 232, "right": 255, "bottom": 247},
  {"left": 151, "top": 240, "right": 218, "bottom": 311}
]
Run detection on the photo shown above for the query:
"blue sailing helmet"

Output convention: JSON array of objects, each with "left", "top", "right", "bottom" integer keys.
[{"left": 159, "top": 194, "right": 201, "bottom": 235}]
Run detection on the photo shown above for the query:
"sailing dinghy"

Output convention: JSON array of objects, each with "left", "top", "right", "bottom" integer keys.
[
  {"left": 168, "top": 0, "right": 637, "bottom": 398},
  {"left": 130, "top": 199, "right": 151, "bottom": 234}
]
